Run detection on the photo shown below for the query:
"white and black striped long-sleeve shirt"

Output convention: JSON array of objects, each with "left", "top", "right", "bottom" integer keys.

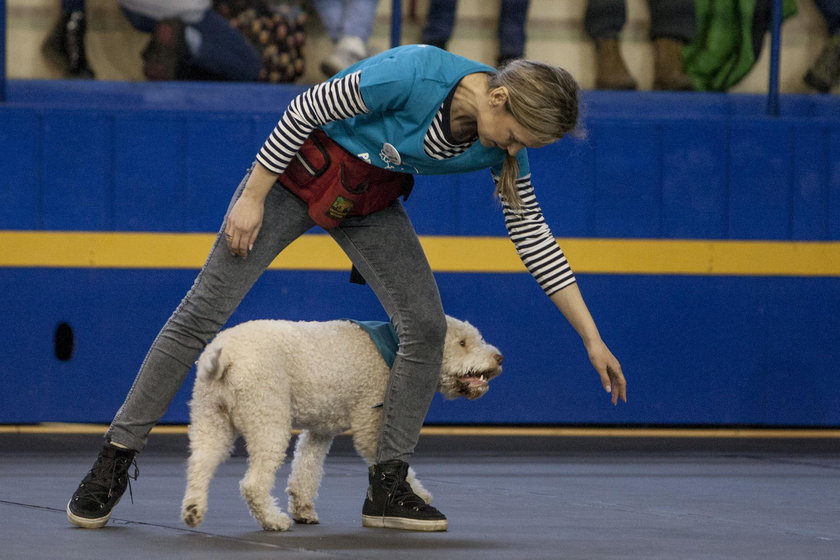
[{"left": 256, "top": 72, "right": 576, "bottom": 296}]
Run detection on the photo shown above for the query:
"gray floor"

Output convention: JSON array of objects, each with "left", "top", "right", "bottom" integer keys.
[{"left": 1, "top": 433, "right": 839, "bottom": 560}]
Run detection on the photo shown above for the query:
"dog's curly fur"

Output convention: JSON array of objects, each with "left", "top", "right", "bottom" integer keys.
[{"left": 181, "top": 315, "right": 503, "bottom": 530}]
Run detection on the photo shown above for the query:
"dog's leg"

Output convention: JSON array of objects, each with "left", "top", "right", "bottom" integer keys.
[
  {"left": 238, "top": 418, "right": 293, "bottom": 531},
  {"left": 287, "top": 430, "right": 334, "bottom": 524},
  {"left": 182, "top": 400, "right": 237, "bottom": 528},
  {"left": 405, "top": 467, "right": 433, "bottom": 504}
]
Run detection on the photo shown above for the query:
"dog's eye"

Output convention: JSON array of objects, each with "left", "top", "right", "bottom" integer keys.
[{"left": 459, "top": 339, "right": 466, "bottom": 347}]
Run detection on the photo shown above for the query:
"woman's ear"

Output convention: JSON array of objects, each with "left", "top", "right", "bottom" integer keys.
[{"left": 488, "top": 86, "right": 509, "bottom": 109}]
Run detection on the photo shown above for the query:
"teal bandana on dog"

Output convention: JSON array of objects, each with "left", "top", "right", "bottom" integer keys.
[{"left": 349, "top": 320, "right": 399, "bottom": 368}]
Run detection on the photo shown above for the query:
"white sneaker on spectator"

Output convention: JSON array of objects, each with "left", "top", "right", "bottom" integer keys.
[{"left": 320, "top": 35, "right": 367, "bottom": 77}]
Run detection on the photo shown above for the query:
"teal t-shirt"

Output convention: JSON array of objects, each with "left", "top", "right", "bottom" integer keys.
[{"left": 321, "top": 45, "right": 530, "bottom": 179}]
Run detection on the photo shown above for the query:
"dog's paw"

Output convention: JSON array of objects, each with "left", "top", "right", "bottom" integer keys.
[
  {"left": 288, "top": 491, "right": 320, "bottom": 524},
  {"left": 182, "top": 502, "right": 205, "bottom": 528},
  {"left": 292, "top": 509, "right": 320, "bottom": 525},
  {"left": 259, "top": 511, "right": 292, "bottom": 531}
]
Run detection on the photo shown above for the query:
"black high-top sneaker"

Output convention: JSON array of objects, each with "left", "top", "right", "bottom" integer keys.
[
  {"left": 362, "top": 460, "right": 448, "bottom": 531},
  {"left": 67, "top": 442, "right": 138, "bottom": 528}
]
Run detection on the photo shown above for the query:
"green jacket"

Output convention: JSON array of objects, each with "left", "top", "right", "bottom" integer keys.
[{"left": 684, "top": 0, "right": 797, "bottom": 91}]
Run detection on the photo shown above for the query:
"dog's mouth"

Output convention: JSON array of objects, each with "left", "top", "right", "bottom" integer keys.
[{"left": 454, "top": 368, "right": 501, "bottom": 399}]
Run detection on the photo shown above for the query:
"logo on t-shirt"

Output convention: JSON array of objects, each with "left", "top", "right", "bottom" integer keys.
[{"left": 379, "top": 143, "right": 401, "bottom": 168}]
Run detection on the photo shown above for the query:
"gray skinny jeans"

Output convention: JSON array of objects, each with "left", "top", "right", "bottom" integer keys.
[{"left": 107, "top": 165, "right": 446, "bottom": 464}]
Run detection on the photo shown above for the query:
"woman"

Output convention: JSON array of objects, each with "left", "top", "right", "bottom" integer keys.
[{"left": 67, "top": 45, "right": 627, "bottom": 532}]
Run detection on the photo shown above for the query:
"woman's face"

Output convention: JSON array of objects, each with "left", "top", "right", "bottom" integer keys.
[{"left": 477, "top": 88, "right": 553, "bottom": 156}]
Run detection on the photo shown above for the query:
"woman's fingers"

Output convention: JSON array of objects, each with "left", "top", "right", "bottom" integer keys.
[{"left": 225, "top": 227, "right": 249, "bottom": 258}]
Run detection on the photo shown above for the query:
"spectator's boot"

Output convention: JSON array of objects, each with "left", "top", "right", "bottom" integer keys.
[
  {"left": 594, "top": 38, "right": 637, "bottom": 90},
  {"left": 142, "top": 19, "right": 187, "bottom": 81},
  {"left": 67, "top": 443, "right": 138, "bottom": 528},
  {"left": 42, "top": 10, "right": 95, "bottom": 78},
  {"left": 653, "top": 37, "right": 693, "bottom": 91},
  {"left": 362, "top": 460, "right": 448, "bottom": 531},
  {"left": 804, "top": 34, "right": 840, "bottom": 93}
]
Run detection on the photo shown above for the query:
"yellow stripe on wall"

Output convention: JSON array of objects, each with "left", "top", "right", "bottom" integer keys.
[{"left": 1, "top": 231, "right": 839, "bottom": 277}]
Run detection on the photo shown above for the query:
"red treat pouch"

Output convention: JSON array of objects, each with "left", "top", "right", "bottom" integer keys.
[{"left": 278, "top": 129, "right": 413, "bottom": 229}]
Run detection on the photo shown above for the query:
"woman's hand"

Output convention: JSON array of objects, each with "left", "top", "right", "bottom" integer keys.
[
  {"left": 586, "top": 338, "right": 627, "bottom": 405},
  {"left": 223, "top": 163, "right": 279, "bottom": 258},
  {"left": 225, "top": 191, "right": 265, "bottom": 258},
  {"left": 549, "top": 284, "right": 628, "bottom": 405}
]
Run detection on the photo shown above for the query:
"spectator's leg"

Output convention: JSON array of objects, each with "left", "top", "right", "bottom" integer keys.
[
  {"left": 121, "top": 8, "right": 183, "bottom": 80},
  {"left": 585, "top": 0, "right": 636, "bottom": 90},
  {"left": 497, "top": 0, "right": 530, "bottom": 66},
  {"left": 339, "top": 0, "right": 379, "bottom": 44},
  {"left": 420, "top": 0, "right": 457, "bottom": 50},
  {"left": 317, "top": 0, "right": 378, "bottom": 76},
  {"left": 648, "top": 0, "right": 694, "bottom": 90},
  {"left": 813, "top": 0, "right": 840, "bottom": 35},
  {"left": 312, "top": 0, "right": 343, "bottom": 42},
  {"left": 186, "top": 10, "right": 262, "bottom": 81},
  {"left": 805, "top": 0, "right": 840, "bottom": 92},
  {"left": 584, "top": 0, "right": 625, "bottom": 39},
  {"left": 43, "top": 0, "right": 95, "bottom": 78}
]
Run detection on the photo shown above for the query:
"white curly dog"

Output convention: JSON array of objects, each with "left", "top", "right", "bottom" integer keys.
[{"left": 182, "top": 315, "right": 503, "bottom": 530}]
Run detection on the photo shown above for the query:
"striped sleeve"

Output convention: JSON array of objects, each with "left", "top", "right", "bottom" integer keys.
[
  {"left": 498, "top": 174, "right": 576, "bottom": 296},
  {"left": 255, "top": 71, "right": 368, "bottom": 174}
]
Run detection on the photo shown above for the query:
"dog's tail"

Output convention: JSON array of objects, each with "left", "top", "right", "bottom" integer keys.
[{"left": 196, "top": 342, "right": 226, "bottom": 383}]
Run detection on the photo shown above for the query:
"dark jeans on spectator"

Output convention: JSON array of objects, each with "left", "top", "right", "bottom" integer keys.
[
  {"left": 585, "top": 0, "right": 696, "bottom": 43},
  {"left": 421, "top": 0, "right": 530, "bottom": 62},
  {"left": 62, "top": 0, "right": 85, "bottom": 11},
  {"left": 813, "top": 0, "right": 840, "bottom": 35}
]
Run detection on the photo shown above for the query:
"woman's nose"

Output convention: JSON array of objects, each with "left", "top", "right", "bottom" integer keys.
[{"left": 507, "top": 144, "right": 522, "bottom": 156}]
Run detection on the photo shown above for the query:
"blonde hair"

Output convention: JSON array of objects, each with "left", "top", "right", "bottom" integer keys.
[{"left": 488, "top": 60, "right": 580, "bottom": 210}]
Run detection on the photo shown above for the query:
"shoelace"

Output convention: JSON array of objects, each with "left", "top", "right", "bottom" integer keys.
[
  {"left": 78, "top": 455, "right": 140, "bottom": 506},
  {"left": 382, "top": 474, "right": 430, "bottom": 510}
]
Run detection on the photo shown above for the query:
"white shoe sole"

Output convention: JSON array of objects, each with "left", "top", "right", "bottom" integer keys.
[
  {"left": 66, "top": 500, "right": 111, "bottom": 529},
  {"left": 362, "top": 514, "right": 448, "bottom": 532}
]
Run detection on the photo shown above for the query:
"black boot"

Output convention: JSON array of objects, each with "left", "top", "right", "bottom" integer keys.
[
  {"left": 42, "top": 10, "right": 95, "bottom": 79},
  {"left": 66, "top": 443, "right": 138, "bottom": 528},
  {"left": 362, "top": 460, "right": 448, "bottom": 531}
]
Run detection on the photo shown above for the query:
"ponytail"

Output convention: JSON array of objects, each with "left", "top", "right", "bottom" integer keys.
[{"left": 495, "top": 155, "right": 522, "bottom": 211}]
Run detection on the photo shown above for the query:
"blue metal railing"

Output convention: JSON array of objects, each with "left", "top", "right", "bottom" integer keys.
[
  {"left": 390, "top": 0, "right": 401, "bottom": 49},
  {"left": 1, "top": 0, "right": 6, "bottom": 102},
  {"left": 0, "top": 0, "right": 787, "bottom": 114}
]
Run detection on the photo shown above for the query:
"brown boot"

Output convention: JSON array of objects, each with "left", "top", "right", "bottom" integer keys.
[
  {"left": 653, "top": 37, "right": 693, "bottom": 91},
  {"left": 594, "top": 38, "right": 637, "bottom": 90},
  {"left": 142, "top": 19, "right": 187, "bottom": 81}
]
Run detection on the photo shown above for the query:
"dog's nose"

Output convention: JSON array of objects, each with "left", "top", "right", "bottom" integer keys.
[{"left": 494, "top": 353, "right": 504, "bottom": 366}]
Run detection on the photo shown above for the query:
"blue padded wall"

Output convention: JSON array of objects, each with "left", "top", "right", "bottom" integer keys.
[{"left": 1, "top": 80, "right": 839, "bottom": 426}]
